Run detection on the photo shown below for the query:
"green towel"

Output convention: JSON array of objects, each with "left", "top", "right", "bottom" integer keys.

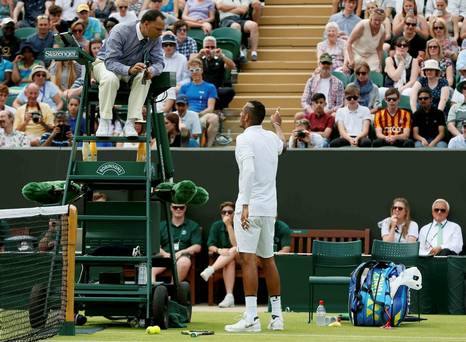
[{"left": 168, "top": 300, "right": 189, "bottom": 328}]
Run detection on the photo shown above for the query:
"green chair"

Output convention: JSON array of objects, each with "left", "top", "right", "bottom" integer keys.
[
  {"left": 212, "top": 27, "right": 241, "bottom": 61},
  {"left": 308, "top": 240, "right": 362, "bottom": 323},
  {"left": 222, "top": 49, "right": 234, "bottom": 84},
  {"left": 399, "top": 95, "right": 411, "bottom": 111},
  {"left": 15, "top": 27, "right": 37, "bottom": 41},
  {"left": 188, "top": 28, "right": 205, "bottom": 51},
  {"left": 332, "top": 71, "right": 348, "bottom": 86},
  {"left": 371, "top": 240, "right": 421, "bottom": 319},
  {"left": 369, "top": 71, "right": 384, "bottom": 87}
]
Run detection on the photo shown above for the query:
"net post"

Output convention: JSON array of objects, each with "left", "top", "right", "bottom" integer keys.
[{"left": 60, "top": 204, "right": 77, "bottom": 336}]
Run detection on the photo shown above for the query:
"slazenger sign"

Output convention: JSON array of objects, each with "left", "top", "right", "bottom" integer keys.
[
  {"left": 96, "top": 162, "right": 126, "bottom": 176},
  {"left": 44, "top": 49, "right": 79, "bottom": 59}
]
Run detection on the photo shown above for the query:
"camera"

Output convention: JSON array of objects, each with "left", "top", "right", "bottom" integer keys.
[
  {"left": 56, "top": 124, "right": 71, "bottom": 141},
  {"left": 31, "top": 112, "right": 42, "bottom": 124},
  {"left": 296, "top": 130, "right": 306, "bottom": 138}
]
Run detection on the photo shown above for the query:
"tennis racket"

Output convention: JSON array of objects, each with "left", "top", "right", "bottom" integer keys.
[{"left": 181, "top": 330, "right": 215, "bottom": 337}]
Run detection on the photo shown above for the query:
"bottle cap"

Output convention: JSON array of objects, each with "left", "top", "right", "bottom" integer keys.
[{"left": 319, "top": 300, "right": 324, "bottom": 305}]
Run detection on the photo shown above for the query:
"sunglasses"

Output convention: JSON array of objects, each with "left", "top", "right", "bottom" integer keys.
[
  {"left": 119, "top": 6, "right": 128, "bottom": 9},
  {"left": 221, "top": 210, "right": 234, "bottom": 215},
  {"left": 392, "top": 206, "right": 405, "bottom": 211},
  {"left": 73, "top": 29, "right": 83, "bottom": 33},
  {"left": 177, "top": 28, "right": 187, "bottom": 32},
  {"left": 418, "top": 96, "right": 430, "bottom": 100},
  {"left": 172, "top": 205, "right": 186, "bottom": 210},
  {"left": 35, "top": 73, "right": 47, "bottom": 77},
  {"left": 346, "top": 95, "right": 359, "bottom": 101},
  {"left": 386, "top": 97, "right": 398, "bottom": 102},
  {"left": 428, "top": 45, "right": 439, "bottom": 49},
  {"left": 397, "top": 43, "right": 408, "bottom": 48},
  {"left": 189, "top": 67, "right": 202, "bottom": 73},
  {"left": 162, "top": 43, "right": 175, "bottom": 47},
  {"left": 405, "top": 22, "right": 416, "bottom": 27},
  {"left": 433, "top": 26, "right": 444, "bottom": 30},
  {"left": 204, "top": 46, "right": 216, "bottom": 49},
  {"left": 433, "top": 208, "right": 447, "bottom": 213},
  {"left": 356, "top": 71, "right": 367, "bottom": 76}
]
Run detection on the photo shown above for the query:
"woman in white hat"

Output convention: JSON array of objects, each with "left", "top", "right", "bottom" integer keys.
[
  {"left": 409, "top": 59, "right": 449, "bottom": 113},
  {"left": 12, "top": 65, "right": 63, "bottom": 112}
]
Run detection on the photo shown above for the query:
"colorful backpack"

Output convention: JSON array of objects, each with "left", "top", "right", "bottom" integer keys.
[{"left": 348, "top": 260, "right": 409, "bottom": 327}]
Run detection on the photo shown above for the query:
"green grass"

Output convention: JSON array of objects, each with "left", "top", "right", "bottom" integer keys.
[{"left": 51, "top": 312, "right": 466, "bottom": 342}]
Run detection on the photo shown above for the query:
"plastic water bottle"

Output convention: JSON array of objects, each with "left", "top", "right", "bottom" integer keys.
[
  {"left": 316, "top": 299, "right": 327, "bottom": 326},
  {"left": 137, "top": 263, "right": 147, "bottom": 284},
  {"left": 82, "top": 142, "right": 91, "bottom": 161}
]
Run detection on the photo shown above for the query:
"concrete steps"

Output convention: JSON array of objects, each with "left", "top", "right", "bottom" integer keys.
[
  {"left": 259, "top": 37, "right": 321, "bottom": 47},
  {"left": 262, "top": 5, "right": 332, "bottom": 17},
  {"left": 242, "top": 61, "right": 317, "bottom": 71},
  {"left": 230, "top": 95, "right": 302, "bottom": 108},
  {"left": 238, "top": 72, "right": 310, "bottom": 83},
  {"left": 260, "top": 16, "right": 329, "bottom": 25},
  {"left": 255, "top": 48, "right": 316, "bottom": 60},
  {"left": 225, "top": 107, "right": 302, "bottom": 118},
  {"left": 234, "top": 83, "right": 305, "bottom": 93},
  {"left": 260, "top": 25, "right": 325, "bottom": 37}
]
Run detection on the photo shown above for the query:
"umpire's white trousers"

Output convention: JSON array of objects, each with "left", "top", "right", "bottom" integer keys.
[{"left": 93, "top": 59, "right": 151, "bottom": 120}]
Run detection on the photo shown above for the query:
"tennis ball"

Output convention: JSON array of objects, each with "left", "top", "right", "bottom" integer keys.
[
  {"left": 328, "top": 321, "right": 342, "bottom": 327},
  {"left": 146, "top": 326, "right": 161, "bottom": 334}
]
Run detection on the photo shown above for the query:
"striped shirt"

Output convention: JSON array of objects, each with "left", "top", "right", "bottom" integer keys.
[{"left": 374, "top": 108, "right": 411, "bottom": 136}]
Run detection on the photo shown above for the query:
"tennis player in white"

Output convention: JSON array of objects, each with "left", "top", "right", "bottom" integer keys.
[{"left": 225, "top": 100, "right": 286, "bottom": 333}]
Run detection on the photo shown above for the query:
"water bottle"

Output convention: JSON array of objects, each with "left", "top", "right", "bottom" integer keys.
[
  {"left": 231, "top": 68, "right": 238, "bottom": 84},
  {"left": 82, "top": 141, "right": 91, "bottom": 161},
  {"left": 90, "top": 141, "right": 97, "bottom": 161},
  {"left": 136, "top": 142, "right": 146, "bottom": 162},
  {"left": 316, "top": 299, "right": 327, "bottom": 326},
  {"left": 137, "top": 263, "right": 147, "bottom": 284}
]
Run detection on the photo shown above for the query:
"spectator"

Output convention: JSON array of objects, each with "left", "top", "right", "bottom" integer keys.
[
  {"left": 165, "top": 112, "right": 183, "bottom": 147},
  {"left": 92, "top": 0, "right": 117, "bottom": 22},
  {"left": 447, "top": 79, "right": 466, "bottom": 137},
  {"left": 0, "top": 51, "right": 12, "bottom": 85},
  {"left": 429, "top": 17, "right": 459, "bottom": 61},
  {"left": 317, "top": 22, "right": 347, "bottom": 73},
  {"left": 92, "top": 191, "right": 108, "bottom": 201},
  {"left": 200, "top": 201, "right": 237, "bottom": 308},
  {"left": 182, "top": 0, "right": 215, "bottom": 34},
  {"left": 54, "top": 0, "right": 87, "bottom": 23},
  {"left": 345, "top": 8, "right": 386, "bottom": 73},
  {"left": 300, "top": 93, "right": 334, "bottom": 148},
  {"left": 451, "top": 51, "right": 466, "bottom": 104},
  {"left": 448, "top": 120, "right": 466, "bottom": 149},
  {"left": 364, "top": 0, "right": 391, "bottom": 42},
  {"left": 0, "top": 109, "right": 30, "bottom": 147},
  {"left": 301, "top": 53, "right": 344, "bottom": 116},
  {"left": 11, "top": 43, "right": 43, "bottom": 88},
  {"left": 0, "top": 18, "right": 20, "bottom": 61},
  {"left": 104, "top": 17, "right": 119, "bottom": 36},
  {"left": 13, "top": 83, "right": 54, "bottom": 146},
  {"left": 446, "top": 0, "right": 466, "bottom": 21},
  {"left": 40, "top": 111, "right": 73, "bottom": 147},
  {"left": 215, "top": 0, "right": 260, "bottom": 62},
  {"left": 288, "top": 118, "right": 313, "bottom": 149},
  {"left": 382, "top": 37, "right": 419, "bottom": 98},
  {"left": 0, "top": 85, "right": 15, "bottom": 115},
  {"left": 373, "top": 87, "right": 414, "bottom": 147},
  {"left": 392, "top": 0, "right": 429, "bottom": 39},
  {"left": 161, "top": 33, "right": 190, "bottom": 87},
  {"left": 272, "top": 219, "right": 291, "bottom": 254},
  {"left": 378, "top": 197, "right": 418, "bottom": 243},
  {"left": 77, "top": 3, "right": 106, "bottom": 41},
  {"left": 13, "top": 65, "right": 63, "bottom": 112},
  {"left": 419, "top": 199, "right": 463, "bottom": 256},
  {"left": 65, "top": 96, "right": 85, "bottom": 136},
  {"left": 13, "top": 1, "right": 53, "bottom": 28},
  {"left": 420, "top": 38, "right": 454, "bottom": 87},
  {"left": 178, "top": 57, "right": 219, "bottom": 147},
  {"left": 349, "top": 61, "right": 381, "bottom": 114},
  {"left": 48, "top": 5, "right": 71, "bottom": 34},
  {"left": 25, "top": 15, "right": 55, "bottom": 65},
  {"left": 328, "top": 0, "right": 361, "bottom": 39},
  {"left": 412, "top": 87, "right": 447, "bottom": 148},
  {"left": 71, "top": 20, "right": 90, "bottom": 52},
  {"left": 152, "top": 203, "right": 202, "bottom": 283},
  {"left": 174, "top": 95, "right": 202, "bottom": 146},
  {"left": 139, "top": 0, "right": 178, "bottom": 27},
  {"left": 428, "top": 0, "right": 459, "bottom": 41},
  {"left": 330, "top": 84, "right": 372, "bottom": 147},
  {"left": 0, "top": 1, "right": 13, "bottom": 21},
  {"left": 110, "top": 0, "right": 139, "bottom": 24},
  {"left": 392, "top": 15, "right": 427, "bottom": 60},
  {"left": 49, "top": 59, "right": 83, "bottom": 92},
  {"left": 174, "top": 20, "right": 198, "bottom": 60},
  {"left": 410, "top": 59, "right": 449, "bottom": 114},
  {"left": 195, "top": 36, "right": 236, "bottom": 110}
]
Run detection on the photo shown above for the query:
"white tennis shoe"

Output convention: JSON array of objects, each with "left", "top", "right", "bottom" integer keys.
[{"left": 225, "top": 316, "right": 261, "bottom": 333}]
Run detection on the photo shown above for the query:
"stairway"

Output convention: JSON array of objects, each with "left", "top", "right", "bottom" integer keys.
[{"left": 223, "top": 0, "right": 331, "bottom": 141}]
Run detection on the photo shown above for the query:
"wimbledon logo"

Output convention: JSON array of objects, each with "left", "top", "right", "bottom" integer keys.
[{"left": 96, "top": 162, "right": 126, "bottom": 176}]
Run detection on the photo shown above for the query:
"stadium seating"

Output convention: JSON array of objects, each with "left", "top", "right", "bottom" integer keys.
[
  {"left": 188, "top": 28, "right": 205, "bottom": 51},
  {"left": 211, "top": 27, "right": 241, "bottom": 61},
  {"left": 15, "top": 27, "right": 37, "bottom": 41}
]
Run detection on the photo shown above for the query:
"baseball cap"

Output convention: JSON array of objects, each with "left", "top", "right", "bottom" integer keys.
[
  {"left": 456, "top": 79, "right": 466, "bottom": 92},
  {"left": 1, "top": 18, "right": 14, "bottom": 27},
  {"left": 77, "top": 4, "right": 90, "bottom": 12},
  {"left": 175, "top": 95, "right": 188, "bottom": 104},
  {"left": 319, "top": 53, "right": 333, "bottom": 64},
  {"left": 162, "top": 34, "right": 177, "bottom": 45}
]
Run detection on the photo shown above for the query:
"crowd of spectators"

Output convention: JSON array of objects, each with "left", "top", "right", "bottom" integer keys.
[{"left": 292, "top": 0, "right": 466, "bottom": 149}]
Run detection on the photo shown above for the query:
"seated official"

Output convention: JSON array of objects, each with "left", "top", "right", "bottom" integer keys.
[
  {"left": 93, "top": 9, "right": 165, "bottom": 137},
  {"left": 152, "top": 203, "right": 202, "bottom": 283},
  {"left": 419, "top": 199, "right": 463, "bottom": 256},
  {"left": 378, "top": 197, "right": 418, "bottom": 243}
]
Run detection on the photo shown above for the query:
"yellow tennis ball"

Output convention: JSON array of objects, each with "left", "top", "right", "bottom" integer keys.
[{"left": 152, "top": 325, "right": 161, "bottom": 334}]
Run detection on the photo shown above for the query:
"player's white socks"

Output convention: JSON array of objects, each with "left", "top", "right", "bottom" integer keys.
[
  {"left": 245, "top": 296, "right": 258, "bottom": 322},
  {"left": 270, "top": 296, "right": 283, "bottom": 318}
]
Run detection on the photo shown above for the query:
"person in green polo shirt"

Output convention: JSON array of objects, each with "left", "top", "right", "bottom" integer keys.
[
  {"left": 151, "top": 203, "right": 202, "bottom": 284},
  {"left": 200, "top": 201, "right": 238, "bottom": 308}
]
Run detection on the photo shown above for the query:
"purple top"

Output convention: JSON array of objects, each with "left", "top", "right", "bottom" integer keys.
[{"left": 186, "top": 0, "right": 214, "bottom": 20}]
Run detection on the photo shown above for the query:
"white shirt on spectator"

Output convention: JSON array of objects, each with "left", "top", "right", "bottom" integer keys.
[
  {"left": 335, "top": 104, "right": 371, "bottom": 136},
  {"left": 55, "top": 0, "right": 87, "bottom": 21},
  {"left": 418, "top": 220, "right": 463, "bottom": 256},
  {"left": 175, "top": 109, "right": 202, "bottom": 136},
  {"left": 448, "top": 134, "right": 466, "bottom": 149},
  {"left": 378, "top": 217, "right": 419, "bottom": 243},
  {"left": 215, "top": 0, "right": 252, "bottom": 21},
  {"left": 156, "top": 86, "right": 176, "bottom": 113},
  {"left": 163, "top": 51, "right": 190, "bottom": 86},
  {"left": 109, "top": 11, "right": 138, "bottom": 25}
]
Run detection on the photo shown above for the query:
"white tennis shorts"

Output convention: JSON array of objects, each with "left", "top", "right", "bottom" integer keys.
[{"left": 234, "top": 214, "right": 275, "bottom": 258}]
